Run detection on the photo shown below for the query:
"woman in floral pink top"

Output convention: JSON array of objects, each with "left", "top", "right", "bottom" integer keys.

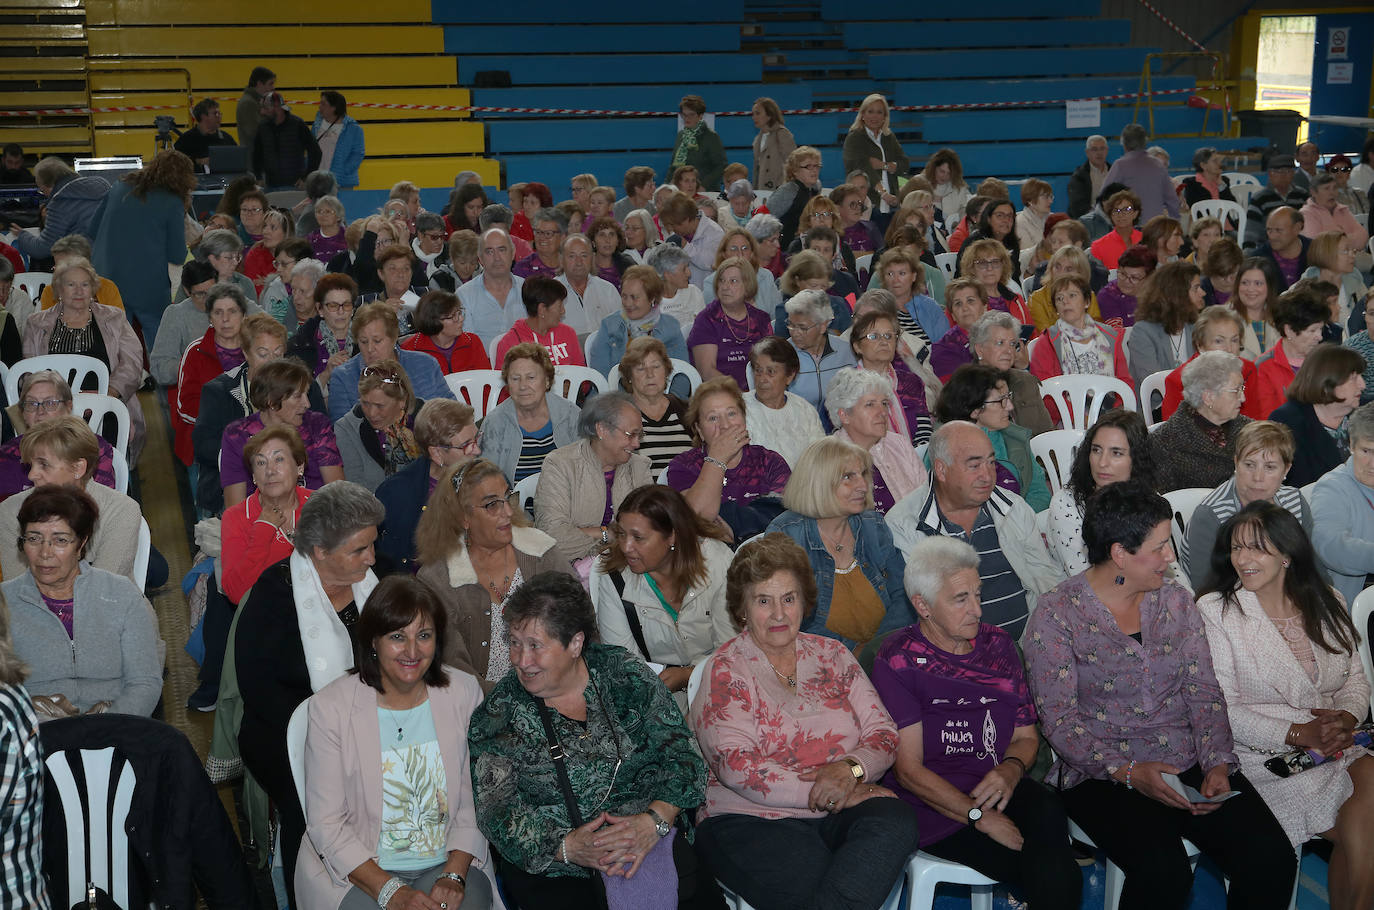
[
  {"left": 1024, "top": 480, "right": 1296, "bottom": 909},
  {"left": 687, "top": 534, "right": 917, "bottom": 910}
]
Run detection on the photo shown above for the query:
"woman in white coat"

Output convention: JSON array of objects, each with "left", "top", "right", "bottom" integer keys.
[{"left": 1196, "top": 502, "right": 1374, "bottom": 910}]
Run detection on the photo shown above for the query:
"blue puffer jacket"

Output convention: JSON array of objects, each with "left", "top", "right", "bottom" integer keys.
[
  {"left": 766, "top": 509, "right": 914, "bottom": 648},
  {"left": 13, "top": 173, "right": 110, "bottom": 258},
  {"left": 313, "top": 113, "right": 365, "bottom": 188}
]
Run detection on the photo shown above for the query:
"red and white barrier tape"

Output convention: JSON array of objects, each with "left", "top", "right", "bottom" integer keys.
[
  {"left": 1134, "top": 0, "right": 1208, "bottom": 52},
  {"left": 0, "top": 86, "right": 1203, "bottom": 119}
]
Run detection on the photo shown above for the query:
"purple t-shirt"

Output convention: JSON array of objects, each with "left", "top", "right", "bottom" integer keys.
[
  {"left": 686, "top": 300, "right": 773, "bottom": 391},
  {"left": 930, "top": 326, "right": 973, "bottom": 381},
  {"left": 665, "top": 444, "right": 790, "bottom": 504},
  {"left": 512, "top": 252, "right": 559, "bottom": 280},
  {"left": 872, "top": 464, "right": 895, "bottom": 513},
  {"left": 220, "top": 410, "right": 342, "bottom": 493},
  {"left": 1273, "top": 250, "right": 1301, "bottom": 288},
  {"left": 215, "top": 341, "right": 246, "bottom": 373},
  {"left": 42, "top": 593, "right": 74, "bottom": 640},
  {"left": 308, "top": 229, "right": 347, "bottom": 263},
  {"left": 596, "top": 265, "right": 622, "bottom": 290},
  {"left": 1095, "top": 282, "right": 1137, "bottom": 329},
  {"left": 871, "top": 622, "right": 1037, "bottom": 847},
  {"left": 602, "top": 469, "right": 616, "bottom": 525}
]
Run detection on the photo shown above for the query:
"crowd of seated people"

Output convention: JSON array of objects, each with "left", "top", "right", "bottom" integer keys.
[{"left": 9, "top": 97, "right": 1374, "bottom": 910}]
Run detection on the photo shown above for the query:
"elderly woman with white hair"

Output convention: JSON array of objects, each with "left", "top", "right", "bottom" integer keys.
[
  {"left": 743, "top": 337, "right": 826, "bottom": 467},
  {"left": 1150, "top": 350, "right": 1253, "bottom": 493},
  {"left": 622, "top": 207, "right": 659, "bottom": 263},
  {"left": 745, "top": 211, "right": 786, "bottom": 278},
  {"left": 968, "top": 310, "right": 1053, "bottom": 436},
  {"left": 873, "top": 535, "right": 1082, "bottom": 909},
  {"left": 827, "top": 367, "right": 927, "bottom": 513},
  {"left": 533, "top": 390, "right": 654, "bottom": 568},
  {"left": 284, "top": 257, "right": 327, "bottom": 334},
  {"left": 646, "top": 241, "right": 706, "bottom": 328},
  {"left": 784, "top": 286, "right": 855, "bottom": 415},
  {"left": 766, "top": 437, "right": 915, "bottom": 652}
]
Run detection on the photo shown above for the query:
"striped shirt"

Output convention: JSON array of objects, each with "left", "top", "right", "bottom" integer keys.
[
  {"left": 637, "top": 397, "right": 694, "bottom": 476},
  {"left": 935, "top": 504, "right": 1030, "bottom": 639},
  {"left": 515, "top": 421, "right": 557, "bottom": 482},
  {"left": 0, "top": 685, "right": 48, "bottom": 909}
]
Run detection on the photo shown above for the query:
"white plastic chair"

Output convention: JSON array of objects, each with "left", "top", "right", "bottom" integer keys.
[
  {"left": 133, "top": 518, "right": 150, "bottom": 592},
  {"left": 446, "top": 369, "right": 505, "bottom": 420},
  {"left": 1352, "top": 587, "right": 1374, "bottom": 720},
  {"left": 110, "top": 448, "right": 129, "bottom": 494},
  {"left": 552, "top": 364, "right": 609, "bottom": 401},
  {"left": 1222, "top": 171, "right": 1259, "bottom": 186},
  {"left": 5, "top": 353, "right": 110, "bottom": 402},
  {"left": 1227, "top": 183, "right": 1259, "bottom": 211},
  {"left": 1029, "top": 429, "right": 1084, "bottom": 497},
  {"left": 71, "top": 392, "right": 131, "bottom": 457},
  {"left": 43, "top": 744, "right": 139, "bottom": 909},
  {"left": 287, "top": 699, "right": 310, "bottom": 813},
  {"left": 1163, "top": 487, "right": 1211, "bottom": 583},
  {"left": 1190, "top": 199, "right": 1246, "bottom": 246},
  {"left": 1138, "top": 369, "right": 1171, "bottom": 427},
  {"left": 1069, "top": 818, "right": 1203, "bottom": 910},
  {"left": 1120, "top": 325, "right": 1133, "bottom": 370},
  {"left": 1039, "top": 375, "right": 1137, "bottom": 432},
  {"left": 906, "top": 851, "right": 995, "bottom": 910},
  {"left": 582, "top": 329, "right": 600, "bottom": 364},
  {"left": 514, "top": 471, "right": 540, "bottom": 518},
  {"left": 935, "top": 252, "right": 958, "bottom": 280},
  {"left": 13, "top": 270, "right": 51, "bottom": 303},
  {"left": 486, "top": 335, "right": 502, "bottom": 367},
  {"left": 607, "top": 357, "right": 703, "bottom": 398}
]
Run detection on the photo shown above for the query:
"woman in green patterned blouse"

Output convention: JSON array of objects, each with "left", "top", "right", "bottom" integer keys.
[{"left": 468, "top": 571, "right": 725, "bottom": 909}]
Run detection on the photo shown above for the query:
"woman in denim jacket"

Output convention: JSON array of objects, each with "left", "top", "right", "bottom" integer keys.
[{"left": 766, "top": 437, "right": 914, "bottom": 653}]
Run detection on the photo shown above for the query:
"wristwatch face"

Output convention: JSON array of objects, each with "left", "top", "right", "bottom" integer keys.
[
  {"left": 655, "top": 818, "right": 670, "bottom": 836},
  {"left": 967, "top": 806, "right": 983, "bottom": 823}
]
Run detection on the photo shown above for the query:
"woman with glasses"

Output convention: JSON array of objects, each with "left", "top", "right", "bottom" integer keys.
[
  {"left": 850, "top": 307, "right": 933, "bottom": 446},
  {"left": 937, "top": 364, "right": 1052, "bottom": 512},
  {"left": 703, "top": 227, "right": 784, "bottom": 321},
  {"left": 787, "top": 196, "right": 859, "bottom": 277},
  {"left": 469, "top": 570, "right": 722, "bottom": 908},
  {"left": 0, "top": 369, "right": 117, "bottom": 498},
  {"left": 221, "top": 426, "right": 312, "bottom": 604},
  {"left": 826, "top": 367, "right": 925, "bottom": 514},
  {"left": 173, "top": 283, "right": 250, "bottom": 468},
  {"left": 1089, "top": 188, "right": 1144, "bottom": 270},
  {"left": 958, "top": 238, "right": 1031, "bottom": 328},
  {"left": 259, "top": 237, "right": 312, "bottom": 328},
  {"left": 964, "top": 199, "right": 1021, "bottom": 277},
  {"left": 1302, "top": 230, "right": 1369, "bottom": 327},
  {"left": 1028, "top": 274, "right": 1132, "bottom": 392},
  {"left": 334, "top": 358, "right": 423, "bottom": 494},
  {"left": 1096, "top": 244, "right": 1156, "bottom": 330},
  {"left": 401, "top": 288, "right": 490, "bottom": 374},
  {"left": 688, "top": 255, "right": 773, "bottom": 390},
  {"left": 1150, "top": 350, "right": 1253, "bottom": 493},
  {"left": 534, "top": 391, "right": 654, "bottom": 569},
  {"left": 288, "top": 272, "right": 358, "bottom": 387},
  {"left": 416, "top": 458, "right": 574, "bottom": 691},
  {"left": 771, "top": 146, "right": 823, "bottom": 248},
  {"left": 833, "top": 182, "right": 883, "bottom": 255},
  {"left": 242, "top": 208, "right": 295, "bottom": 295}
]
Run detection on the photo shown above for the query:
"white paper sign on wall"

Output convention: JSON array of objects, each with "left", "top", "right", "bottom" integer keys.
[{"left": 1066, "top": 100, "right": 1101, "bottom": 129}]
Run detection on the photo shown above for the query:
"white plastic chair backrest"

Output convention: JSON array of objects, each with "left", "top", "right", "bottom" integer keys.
[
  {"left": 1029, "top": 429, "right": 1084, "bottom": 497},
  {"left": 1352, "top": 588, "right": 1374, "bottom": 720},
  {"left": 935, "top": 252, "right": 958, "bottom": 280},
  {"left": 1190, "top": 199, "right": 1246, "bottom": 243},
  {"left": 1369, "top": 235, "right": 1374, "bottom": 260},
  {"left": 1025, "top": 335, "right": 1042, "bottom": 365},
  {"left": 1163, "top": 487, "right": 1211, "bottom": 580},
  {"left": 487, "top": 335, "right": 502, "bottom": 367},
  {"left": 110, "top": 448, "right": 128, "bottom": 494},
  {"left": 287, "top": 699, "right": 310, "bottom": 814},
  {"left": 133, "top": 518, "right": 150, "bottom": 592},
  {"left": 71, "top": 392, "right": 131, "bottom": 456},
  {"left": 1120, "top": 325, "right": 1133, "bottom": 370},
  {"left": 1139, "top": 369, "right": 1171, "bottom": 427},
  {"left": 607, "top": 357, "right": 703, "bottom": 399},
  {"left": 45, "top": 745, "right": 137, "bottom": 909},
  {"left": 582, "top": 330, "right": 600, "bottom": 364},
  {"left": 445, "top": 369, "right": 505, "bottom": 420},
  {"left": 1040, "top": 374, "right": 1137, "bottom": 432},
  {"left": 514, "top": 471, "right": 539, "bottom": 518},
  {"left": 854, "top": 252, "right": 874, "bottom": 279},
  {"left": 1227, "top": 183, "right": 1259, "bottom": 210},
  {"left": 5, "top": 353, "right": 110, "bottom": 403},
  {"left": 552, "top": 365, "right": 608, "bottom": 401},
  {"left": 14, "top": 271, "right": 51, "bottom": 303},
  {"left": 686, "top": 659, "right": 708, "bottom": 707},
  {"left": 1222, "top": 171, "right": 1259, "bottom": 186}
]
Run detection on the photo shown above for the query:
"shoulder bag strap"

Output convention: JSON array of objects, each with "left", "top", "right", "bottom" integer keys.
[
  {"left": 532, "top": 697, "right": 584, "bottom": 828},
  {"left": 609, "top": 571, "right": 652, "bottom": 662}
]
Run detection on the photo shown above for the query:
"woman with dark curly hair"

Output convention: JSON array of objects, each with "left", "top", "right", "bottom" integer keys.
[
  {"left": 446, "top": 181, "right": 489, "bottom": 236},
  {"left": 936, "top": 364, "right": 1051, "bottom": 512},
  {"left": 88, "top": 148, "right": 196, "bottom": 347}
]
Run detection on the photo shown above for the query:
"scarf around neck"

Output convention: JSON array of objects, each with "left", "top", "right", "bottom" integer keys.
[
  {"left": 289, "top": 550, "right": 379, "bottom": 691},
  {"left": 626, "top": 305, "right": 663, "bottom": 338}
]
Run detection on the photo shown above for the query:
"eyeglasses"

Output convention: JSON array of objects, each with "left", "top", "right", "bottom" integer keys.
[
  {"left": 786, "top": 321, "right": 818, "bottom": 333},
  {"left": 435, "top": 433, "right": 481, "bottom": 453},
  {"left": 476, "top": 490, "right": 516, "bottom": 514},
  {"left": 21, "top": 398, "right": 65, "bottom": 414},
  {"left": 1330, "top": 166, "right": 1352, "bottom": 173},
  {"left": 810, "top": 212, "right": 835, "bottom": 220},
  {"left": 440, "top": 308, "right": 466, "bottom": 320},
  {"left": 844, "top": 201, "right": 865, "bottom": 211},
  {"left": 361, "top": 364, "right": 402, "bottom": 384},
  {"left": 240, "top": 206, "right": 264, "bottom": 215},
  {"left": 980, "top": 393, "right": 1014, "bottom": 409},
  {"left": 606, "top": 424, "right": 643, "bottom": 442},
  {"left": 421, "top": 231, "right": 445, "bottom": 241},
  {"left": 1220, "top": 386, "right": 1244, "bottom": 396},
  {"left": 214, "top": 251, "right": 244, "bottom": 262},
  {"left": 273, "top": 258, "right": 295, "bottom": 269},
  {"left": 973, "top": 259, "right": 1002, "bottom": 269},
  {"left": 20, "top": 533, "right": 77, "bottom": 549},
  {"left": 1112, "top": 206, "right": 1137, "bottom": 215},
  {"left": 532, "top": 229, "right": 559, "bottom": 239},
  {"left": 322, "top": 300, "right": 354, "bottom": 313},
  {"left": 190, "top": 290, "right": 210, "bottom": 300},
  {"left": 1117, "top": 271, "right": 1147, "bottom": 284},
  {"left": 862, "top": 332, "right": 895, "bottom": 342}
]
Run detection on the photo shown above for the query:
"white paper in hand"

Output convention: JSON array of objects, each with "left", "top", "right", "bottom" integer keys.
[{"left": 1160, "top": 772, "right": 1241, "bottom": 803}]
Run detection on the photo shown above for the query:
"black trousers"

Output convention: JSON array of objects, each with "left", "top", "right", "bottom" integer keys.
[
  {"left": 923, "top": 777, "right": 1082, "bottom": 908},
  {"left": 496, "top": 833, "right": 726, "bottom": 910},
  {"left": 1060, "top": 765, "right": 1296, "bottom": 910}
]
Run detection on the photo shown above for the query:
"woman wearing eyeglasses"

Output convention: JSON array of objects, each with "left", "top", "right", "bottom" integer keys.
[
  {"left": 375, "top": 399, "right": 479, "bottom": 574},
  {"left": 936, "top": 364, "right": 1052, "bottom": 513},
  {"left": 772, "top": 146, "right": 823, "bottom": 248},
  {"left": 333, "top": 359, "right": 424, "bottom": 494},
  {"left": 417, "top": 459, "right": 576, "bottom": 691},
  {"left": 221, "top": 426, "right": 312, "bottom": 605},
  {"left": 1095, "top": 244, "right": 1156, "bottom": 331},
  {"left": 534, "top": 391, "right": 654, "bottom": 569},
  {"left": 1089, "top": 188, "right": 1144, "bottom": 270},
  {"left": 1028, "top": 275, "right": 1132, "bottom": 396},
  {"left": 0, "top": 369, "right": 117, "bottom": 498},
  {"left": 849, "top": 307, "right": 933, "bottom": 446},
  {"left": 288, "top": 272, "right": 358, "bottom": 388}
]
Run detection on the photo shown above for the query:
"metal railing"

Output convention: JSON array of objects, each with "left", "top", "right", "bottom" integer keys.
[{"left": 1134, "top": 51, "right": 1233, "bottom": 138}]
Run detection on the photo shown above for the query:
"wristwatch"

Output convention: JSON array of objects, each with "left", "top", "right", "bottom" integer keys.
[
  {"left": 647, "top": 808, "right": 671, "bottom": 837},
  {"left": 966, "top": 806, "right": 983, "bottom": 825},
  {"left": 841, "top": 757, "right": 865, "bottom": 783}
]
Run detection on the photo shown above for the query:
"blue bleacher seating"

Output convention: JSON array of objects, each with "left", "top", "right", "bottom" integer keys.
[
  {"left": 486, "top": 112, "right": 847, "bottom": 155},
  {"left": 442, "top": 24, "right": 740, "bottom": 54},
  {"left": 823, "top": 0, "right": 1098, "bottom": 16},
  {"left": 843, "top": 20, "right": 1132, "bottom": 50},
  {"left": 470, "top": 85, "right": 812, "bottom": 118},
  {"left": 869, "top": 48, "right": 1161, "bottom": 81},
  {"left": 916, "top": 106, "right": 1215, "bottom": 144},
  {"left": 457, "top": 54, "right": 763, "bottom": 86},
  {"left": 889, "top": 75, "right": 1195, "bottom": 107},
  {"left": 432, "top": 0, "right": 743, "bottom": 23}
]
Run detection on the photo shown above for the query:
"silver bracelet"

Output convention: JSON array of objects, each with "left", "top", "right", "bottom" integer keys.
[
  {"left": 703, "top": 455, "right": 729, "bottom": 471},
  {"left": 439, "top": 872, "right": 466, "bottom": 887},
  {"left": 376, "top": 877, "right": 404, "bottom": 909}
]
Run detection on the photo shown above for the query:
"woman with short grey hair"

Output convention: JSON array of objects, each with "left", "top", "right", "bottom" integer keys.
[
  {"left": 188, "top": 228, "right": 258, "bottom": 303},
  {"left": 827, "top": 366, "right": 927, "bottom": 512},
  {"left": 1152, "top": 350, "right": 1252, "bottom": 492},
  {"left": 745, "top": 212, "right": 785, "bottom": 274},
  {"left": 236, "top": 479, "right": 385, "bottom": 907},
  {"left": 968, "top": 309, "right": 1053, "bottom": 435},
  {"left": 534, "top": 390, "right": 655, "bottom": 566},
  {"left": 622, "top": 208, "right": 658, "bottom": 263},
  {"left": 648, "top": 241, "right": 706, "bottom": 327}
]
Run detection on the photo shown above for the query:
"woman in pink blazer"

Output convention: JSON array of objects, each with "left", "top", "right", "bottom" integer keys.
[
  {"left": 295, "top": 575, "right": 498, "bottom": 910},
  {"left": 1197, "top": 502, "right": 1374, "bottom": 909}
]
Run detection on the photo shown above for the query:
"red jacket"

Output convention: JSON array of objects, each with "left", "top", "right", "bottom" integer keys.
[
  {"left": 1246, "top": 341, "right": 1298, "bottom": 420},
  {"left": 400, "top": 331, "right": 490, "bottom": 374},
  {"left": 1161, "top": 353, "right": 1258, "bottom": 420},
  {"left": 174, "top": 327, "right": 232, "bottom": 465}
]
